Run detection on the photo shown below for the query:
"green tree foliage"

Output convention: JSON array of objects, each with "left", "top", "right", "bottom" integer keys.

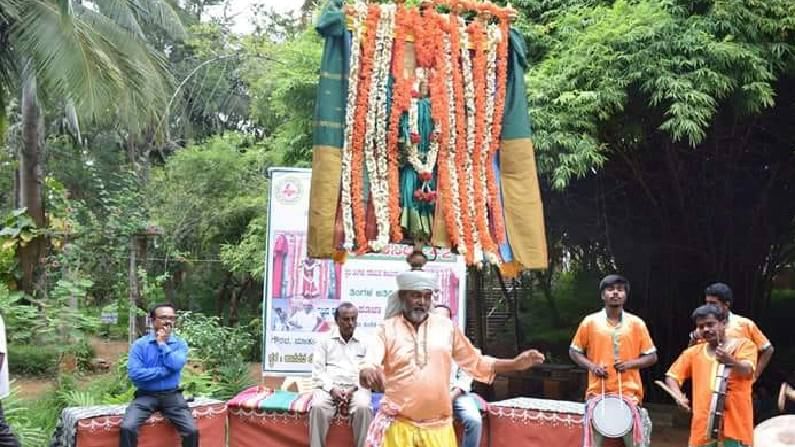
[
  {"left": 1, "top": 0, "right": 184, "bottom": 124},
  {"left": 241, "top": 24, "right": 322, "bottom": 165},
  {"left": 516, "top": 0, "right": 795, "bottom": 384},
  {"left": 146, "top": 133, "right": 269, "bottom": 320},
  {"left": 520, "top": 0, "right": 795, "bottom": 188}
]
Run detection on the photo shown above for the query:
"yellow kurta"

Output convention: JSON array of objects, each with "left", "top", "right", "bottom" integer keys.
[{"left": 364, "top": 313, "right": 495, "bottom": 426}]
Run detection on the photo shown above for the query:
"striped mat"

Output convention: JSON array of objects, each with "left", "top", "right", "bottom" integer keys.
[{"left": 227, "top": 386, "right": 489, "bottom": 414}]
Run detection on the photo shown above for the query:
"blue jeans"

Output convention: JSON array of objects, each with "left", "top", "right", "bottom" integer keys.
[{"left": 453, "top": 393, "right": 482, "bottom": 447}]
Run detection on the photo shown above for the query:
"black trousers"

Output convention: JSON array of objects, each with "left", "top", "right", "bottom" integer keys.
[
  {"left": 0, "top": 403, "right": 20, "bottom": 447},
  {"left": 119, "top": 390, "right": 198, "bottom": 447}
]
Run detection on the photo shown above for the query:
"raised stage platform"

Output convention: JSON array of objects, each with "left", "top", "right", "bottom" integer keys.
[
  {"left": 51, "top": 397, "right": 226, "bottom": 447},
  {"left": 227, "top": 387, "right": 585, "bottom": 447}
]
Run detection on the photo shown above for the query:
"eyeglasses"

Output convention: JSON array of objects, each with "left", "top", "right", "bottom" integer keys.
[{"left": 154, "top": 316, "right": 177, "bottom": 322}]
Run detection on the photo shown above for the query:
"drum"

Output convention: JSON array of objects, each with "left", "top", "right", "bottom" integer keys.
[
  {"left": 754, "top": 414, "right": 795, "bottom": 446},
  {"left": 591, "top": 395, "right": 633, "bottom": 438}
]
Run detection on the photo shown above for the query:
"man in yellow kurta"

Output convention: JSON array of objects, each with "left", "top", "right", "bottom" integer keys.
[{"left": 360, "top": 271, "right": 545, "bottom": 447}]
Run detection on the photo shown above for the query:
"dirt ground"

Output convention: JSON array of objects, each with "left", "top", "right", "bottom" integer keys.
[
  {"left": 15, "top": 337, "right": 130, "bottom": 400},
  {"left": 651, "top": 426, "right": 689, "bottom": 447}
]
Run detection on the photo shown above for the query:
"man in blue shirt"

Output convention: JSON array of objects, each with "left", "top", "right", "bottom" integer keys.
[{"left": 119, "top": 304, "right": 197, "bottom": 447}]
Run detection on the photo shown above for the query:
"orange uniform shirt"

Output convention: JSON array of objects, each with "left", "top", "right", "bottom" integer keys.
[
  {"left": 570, "top": 310, "right": 656, "bottom": 402},
  {"left": 363, "top": 313, "right": 495, "bottom": 425},
  {"left": 666, "top": 339, "right": 757, "bottom": 447},
  {"left": 725, "top": 313, "right": 771, "bottom": 351}
]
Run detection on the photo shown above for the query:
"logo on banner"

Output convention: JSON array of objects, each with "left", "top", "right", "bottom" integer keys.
[{"left": 275, "top": 176, "right": 302, "bottom": 205}]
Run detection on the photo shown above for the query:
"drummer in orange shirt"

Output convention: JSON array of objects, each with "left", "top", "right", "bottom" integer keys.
[
  {"left": 569, "top": 274, "right": 657, "bottom": 447},
  {"left": 665, "top": 304, "right": 757, "bottom": 447},
  {"left": 690, "top": 282, "right": 774, "bottom": 381}
]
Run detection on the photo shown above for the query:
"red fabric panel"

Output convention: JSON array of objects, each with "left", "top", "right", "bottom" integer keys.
[
  {"left": 485, "top": 409, "right": 582, "bottom": 446},
  {"left": 75, "top": 403, "right": 226, "bottom": 447},
  {"left": 228, "top": 407, "right": 583, "bottom": 447},
  {"left": 229, "top": 410, "right": 352, "bottom": 447}
]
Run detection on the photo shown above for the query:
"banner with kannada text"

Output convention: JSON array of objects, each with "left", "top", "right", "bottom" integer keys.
[{"left": 263, "top": 168, "right": 466, "bottom": 374}]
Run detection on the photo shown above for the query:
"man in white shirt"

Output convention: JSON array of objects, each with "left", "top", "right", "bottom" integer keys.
[
  {"left": 434, "top": 304, "right": 483, "bottom": 447},
  {"left": 310, "top": 303, "right": 372, "bottom": 447},
  {"left": 0, "top": 313, "right": 20, "bottom": 446},
  {"left": 289, "top": 298, "right": 323, "bottom": 331}
]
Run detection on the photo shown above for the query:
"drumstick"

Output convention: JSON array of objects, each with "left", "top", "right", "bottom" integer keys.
[{"left": 655, "top": 380, "right": 690, "bottom": 411}]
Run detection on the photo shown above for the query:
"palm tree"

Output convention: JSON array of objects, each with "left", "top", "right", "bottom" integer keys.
[{"left": 0, "top": 0, "right": 185, "bottom": 294}]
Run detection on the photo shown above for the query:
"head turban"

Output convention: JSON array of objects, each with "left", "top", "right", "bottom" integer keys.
[
  {"left": 396, "top": 271, "right": 438, "bottom": 291},
  {"left": 383, "top": 271, "right": 438, "bottom": 319}
]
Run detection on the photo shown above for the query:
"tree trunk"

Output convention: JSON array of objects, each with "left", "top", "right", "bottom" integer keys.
[
  {"left": 128, "top": 238, "right": 139, "bottom": 342},
  {"left": 18, "top": 67, "right": 45, "bottom": 296},
  {"left": 128, "top": 235, "right": 150, "bottom": 339}
]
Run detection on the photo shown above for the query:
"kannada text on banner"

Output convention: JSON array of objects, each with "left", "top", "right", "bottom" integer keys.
[{"left": 263, "top": 169, "right": 466, "bottom": 374}]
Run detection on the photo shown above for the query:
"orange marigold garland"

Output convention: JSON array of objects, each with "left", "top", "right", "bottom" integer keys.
[
  {"left": 426, "top": 11, "right": 458, "bottom": 248},
  {"left": 350, "top": 5, "right": 380, "bottom": 253},
  {"left": 487, "top": 18, "right": 510, "bottom": 244},
  {"left": 439, "top": 15, "right": 465, "bottom": 249},
  {"left": 413, "top": 4, "right": 436, "bottom": 69},
  {"left": 450, "top": 12, "right": 474, "bottom": 264},
  {"left": 386, "top": 5, "right": 409, "bottom": 243},
  {"left": 340, "top": 3, "right": 366, "bottom": 251},
  {"left": 468, "top": 20, "right": 497, "bottom": 256}
]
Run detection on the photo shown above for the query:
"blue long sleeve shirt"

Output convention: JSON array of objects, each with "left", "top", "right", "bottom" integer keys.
[{"left": 127, "top": 334, "right": 189, "bottom": 392}]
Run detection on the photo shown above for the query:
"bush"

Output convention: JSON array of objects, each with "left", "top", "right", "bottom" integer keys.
[
  {"left": 175, "top": 312, "right": 256, "bottom": 370},
  {"left": 8, "top": 345, "right": 59, "bottom": 376},
  {"left": 61, "top": 338, "right": 96, "bottom": 371}
]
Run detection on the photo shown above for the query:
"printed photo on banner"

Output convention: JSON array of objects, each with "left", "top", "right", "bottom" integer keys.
[{"left": 263, "top": 169, "right": 467, "bottom": 374}]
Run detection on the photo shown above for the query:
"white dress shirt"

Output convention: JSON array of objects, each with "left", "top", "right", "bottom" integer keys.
[{"left": 312, "top": 328, "right": 367, "bottom": 392}]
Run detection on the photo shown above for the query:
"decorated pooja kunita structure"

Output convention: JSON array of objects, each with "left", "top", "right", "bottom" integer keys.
[{"left": 307, "top": 0, "right": 547, "bottom": 273}]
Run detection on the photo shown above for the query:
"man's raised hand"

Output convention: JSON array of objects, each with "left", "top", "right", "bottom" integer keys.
[
  {"left": 156, "top": 327, "right": 170, "bottom": 345},
  {"left": 514, "top": 350, "right": 545, "bottom": 370}
]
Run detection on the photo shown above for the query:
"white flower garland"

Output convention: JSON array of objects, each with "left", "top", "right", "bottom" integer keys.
[
  {"left": 442, "top": 32, "right": 464, "bottom": 252},
  {"left": 340, "top": 2, "right": 367, "bottom": 251},
  {"left": 373, "top": 5, "right": 395, "bottom": 250},
  {"left": 405, "top": 69, "right": 440, "bottom": 178},
  {"left": 481, "top": 24, "right": 501, "bottom": 264},
  {"left": 457, "top": 16, "right": 482, "bottom": 263},
  {"left": 362, "top": 4, "right": 395, "bottom": 252}
]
